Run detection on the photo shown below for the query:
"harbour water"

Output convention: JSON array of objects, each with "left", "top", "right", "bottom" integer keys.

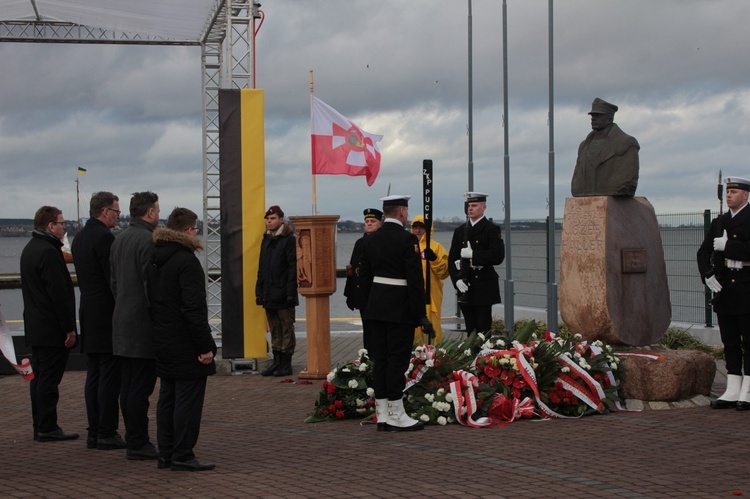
[{"left": 0, "top": 226, "right": 709, "bottom": 326}]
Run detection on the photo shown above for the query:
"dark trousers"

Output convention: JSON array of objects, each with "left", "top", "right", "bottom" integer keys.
[
  {"left": 85, "top": 353, "right": 122, "bottom": 439},
  {"left": 119, "top": 356, "right": 157, "bottom": 450},
  {"left": 718, "top": 313, "right": 750, "bottom": 375},
  {"left": 367, "top": 320, "right": 413, "bottom": 400},
  {"left": 29, "top": 346, "right": 70, "bottom": 433},
  {"left": 360, "top": 311, "right": 374, "bottom": 356},
  {"left": 460, "top": 304, "right": 493, "bottom": 335},
  {"left": 157, "top": 377, "right": 207, "bottom": 462},
  {"left": 265, "top": 307, "right": 296, "bottom": 354}
]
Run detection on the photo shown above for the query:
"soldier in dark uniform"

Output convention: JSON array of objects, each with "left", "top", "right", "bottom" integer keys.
[
  {"left": 698, "top": 176, "right": 750, "bottom": 410},
  {"left": 448, "top": 192, "right": 505, "bottom": 335},
  {"left": 343, "top": 208, "right": 382, "bottom": 354},
  {"left": 359, "top": 195, "right": 434, "bottom": 431}
]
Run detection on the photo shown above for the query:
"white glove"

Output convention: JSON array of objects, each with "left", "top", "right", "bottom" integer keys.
[
  {"left": 454, "top": 260, "right": 462, "bottom": 270},
  {"left": 713, "top": 230, "right": 728, "bottom": 252},
  {"left": 456, "top": 279, "right": 469, "bottom": 293},
  {"left": 705, "top": 275, "right": 722, "bottom": 293},
  {"left": 460, "top": 241, "right": 473, "bottom": 259}
]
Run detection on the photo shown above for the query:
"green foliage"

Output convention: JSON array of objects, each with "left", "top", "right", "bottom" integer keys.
[{"left": 659, "top": 327, "right": 723, "bottom": 359}]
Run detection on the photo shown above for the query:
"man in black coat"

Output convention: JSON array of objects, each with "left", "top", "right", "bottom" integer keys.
[
  {"left": 148, "top": 207, "right": 217, "bottom": 471},
  {"left": 448, "top": 192, "right": 505, "bottom": 335},
  {"left": 359, "top": 195, "right": 434, "bottom": 432},
  {"left": 698, "top": 176, "right": 750, "bottom": 410},
  {"left": 20, "top": 206, "right": 78, "bottom": 442},
  {"left": 343, "top": 207, "right": 382, "bottom": 354},
  {"left": 72, "top": 191, "right": 125, "bottom": 450},
  {"left": 256, "top": 205, "right": 298, "bottom": 377}
]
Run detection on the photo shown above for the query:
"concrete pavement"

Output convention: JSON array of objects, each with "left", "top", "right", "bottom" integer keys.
[{"left": 1, "top": 329, "right": 748, "bottom": 498}]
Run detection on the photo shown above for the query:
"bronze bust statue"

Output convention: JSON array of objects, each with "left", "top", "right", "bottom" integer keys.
[{"left": 571, "top": 98, "right": 640, "bottom": 197}]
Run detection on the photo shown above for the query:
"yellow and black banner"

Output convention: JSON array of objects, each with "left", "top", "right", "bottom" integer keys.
[{"left": 219, "top": 89, "right": 267, "bottom": 359}]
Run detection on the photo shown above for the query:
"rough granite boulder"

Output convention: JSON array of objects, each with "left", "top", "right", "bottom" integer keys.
[
  {"left": 618, "top": 349, "right": 716, "bottom": 401},
  {"left": 559, "top": 196, "right": 671, "bottom": 345}
]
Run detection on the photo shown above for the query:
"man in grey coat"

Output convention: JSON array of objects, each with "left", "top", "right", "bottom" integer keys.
[{"left": 110, "top": 191, "right": 160, "bottom": 460}]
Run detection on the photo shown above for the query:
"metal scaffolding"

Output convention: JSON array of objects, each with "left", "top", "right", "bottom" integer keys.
[{"left": 1, "top": 0, "right": 260, "bottom": 343}]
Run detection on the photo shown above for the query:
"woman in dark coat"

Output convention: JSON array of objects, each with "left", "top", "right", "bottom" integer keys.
[{"left": 147, "top": 208, "right": 216, "bottom": 472}]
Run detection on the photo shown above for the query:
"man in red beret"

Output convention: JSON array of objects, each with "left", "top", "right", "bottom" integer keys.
[{"left": 255, "top": 205, "right": 298, "bottom": 377}]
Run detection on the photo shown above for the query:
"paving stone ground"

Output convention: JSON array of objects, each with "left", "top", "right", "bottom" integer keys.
[{"left": 1, "top": 327, "right": 747, "bottom": 498}]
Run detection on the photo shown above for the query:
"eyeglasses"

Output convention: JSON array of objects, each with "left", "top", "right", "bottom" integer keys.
[
  {"left": 189, "top": 226, "right": 201, "bottom": 234},
  {"left": 51, "top": 221, "right": 65, "bottom": 226},
  {"left": 107, "top": 207, "right": 121, "bottom": 215}
]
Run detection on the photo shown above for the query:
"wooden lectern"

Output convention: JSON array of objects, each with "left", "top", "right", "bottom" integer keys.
[{"left": 288, "top": 215, "right": 339, "bottom": 379}]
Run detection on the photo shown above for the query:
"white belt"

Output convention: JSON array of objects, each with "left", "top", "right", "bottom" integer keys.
[
  {"left": 725, "top": 259, "right": 750, "bottom": 270},
  {"left": 373, "top": 276, "right": 408, "bottom": 286}
]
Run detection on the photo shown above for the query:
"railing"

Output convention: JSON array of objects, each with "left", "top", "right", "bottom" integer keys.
[{"left": 499, "top": 211, "right": 713, "bottom": 326}]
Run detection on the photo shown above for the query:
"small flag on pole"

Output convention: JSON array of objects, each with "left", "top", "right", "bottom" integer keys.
[{"left": 77, "top": 167, "right": 87, "bottom": 175}]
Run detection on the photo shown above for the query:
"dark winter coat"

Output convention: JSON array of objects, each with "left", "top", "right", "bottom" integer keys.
[
  {"left": 256, "top": 222, "right": 299, "bottom": 309},
  {"left": 110, "top": 218, "right": 156, "bottom": 359},
  {"left": 71, "top": 217, "right": 115, "bottom": 353},
  {"left": 448, "top": 216, "right": 505, "bottom": 306},
  {"left": 20, "top": 230, "right": 77, "bottom": 347},
  {"left": 147, "top": 228, "right": 216, "bottom": 379},
  {"left": 343, "top": 234, "right": 367, "bottom": 311},
  {"left": 358, "top": 221, "right": 426, "bottom": 327}
]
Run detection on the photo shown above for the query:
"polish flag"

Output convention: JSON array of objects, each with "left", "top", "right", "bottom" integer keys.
[{"left": 311, "top": 96, "right": 383, "bottom": 186}]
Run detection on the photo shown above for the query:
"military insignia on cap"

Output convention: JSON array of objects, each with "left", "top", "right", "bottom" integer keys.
[
  {"left": 363, "top": 208, "right": 383, "bottom": 220},
  {"left": 464, "top": 192, "right": 488, "bottom": 203},
  {"left": 725, "top": 177, "right": 750, "bottom": 191}
]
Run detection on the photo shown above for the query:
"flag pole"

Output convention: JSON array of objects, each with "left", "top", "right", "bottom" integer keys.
[{"left": 310, "top": 70, "right": 318, "bottom": 215}]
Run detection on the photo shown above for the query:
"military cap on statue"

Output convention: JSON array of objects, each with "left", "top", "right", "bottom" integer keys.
[
  {"left": 725, "top": 177, "right": 750, "bottom": 191},
  {"left": 380, "top": 195, "right": 411, "bottom": 207},
  {"left": 465, "top": 192, "right": 489, "bottom": 203},
  {"left": 588, "top": 98, "right": 618, "bottom": 115},
  {"left": 363, "top": 208, "right": 383, "bottom": 220}
]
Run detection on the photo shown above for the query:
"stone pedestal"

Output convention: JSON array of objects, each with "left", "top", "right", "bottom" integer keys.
[
  {"left": 288, "top": 215, "right": 339, "bottom": 379},
  {"left": 559, "top": 196, "right": 671, "bottom": 345},
  {"left": 619, "top": 350, "right": 716, "bottom": 401}
]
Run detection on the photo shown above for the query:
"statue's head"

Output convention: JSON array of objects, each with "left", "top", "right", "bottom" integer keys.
[{"left": 588, "top": 97, "right": 617, "bottom": 131}]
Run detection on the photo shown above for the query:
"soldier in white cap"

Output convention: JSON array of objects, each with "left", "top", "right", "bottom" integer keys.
[
  {"left": 571, "top": 97, "right": 640, "bottom": 197},
  {"left": 358, "top": 195, "right": 434, "bottom": 431},
  {"left": 698, "top": 176, "right": 750, "bottom": 410},
  {"left": 448, "top": 192, "right": 505, "bottom": 335}
]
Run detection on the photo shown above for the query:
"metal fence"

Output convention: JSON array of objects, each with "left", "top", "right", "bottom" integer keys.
[{"left": 499, "top": 211, "right": 714, "bottom": 326}]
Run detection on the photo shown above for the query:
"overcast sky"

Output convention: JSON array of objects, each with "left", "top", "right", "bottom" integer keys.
[{"left": 1, "top": 0, "right": 749, "bottom": 224}]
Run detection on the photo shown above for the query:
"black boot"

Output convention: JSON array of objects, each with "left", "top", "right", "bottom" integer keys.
[
  {"left": 273, "top": 353, "right": 293, "bottom": 377},
  {"left": 261, "top": 350, "right": 281, "bottom": 376}
]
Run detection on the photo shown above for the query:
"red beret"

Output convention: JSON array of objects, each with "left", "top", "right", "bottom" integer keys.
[{"left": 265, "top": 205, "right": 284, "bottom": 217}]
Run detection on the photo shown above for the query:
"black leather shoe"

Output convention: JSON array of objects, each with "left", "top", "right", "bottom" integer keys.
[
  {"left": 37, "top": 429, "right": 80, "bottom": 442},
  {"left": 737, "top": 401, "right": 750, "bottom": 411},
  {"left": 157, "top": 457, "right": 172, "bottom": 469},
  {"left": 710, "top": 398, "right": 738, "bottom": 409},
  {"left": 97, "top": 433, "right": 127, "bottom": 450},
  {"left": 87, "top": 436, "right": 97, "bottom": 449},
  {"left": 126, "top": 443, "right": 159, "bottom": 460},
  {"left": 171, "top": 459, "right": 215, "bottom": 471}
]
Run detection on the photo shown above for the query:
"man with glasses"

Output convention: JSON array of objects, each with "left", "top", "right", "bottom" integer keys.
[
  {"left": 110, "top": 191, "right": 161, "bottom": 460},
  {"left": 20, "top": 206, "right": 78, "bottom": 442},
  {"left": 72, "top": 192, "right": 125, "bottom": 450}
]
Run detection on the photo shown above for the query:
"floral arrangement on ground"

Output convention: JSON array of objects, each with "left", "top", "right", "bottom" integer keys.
[{"left": 304, "top": 321, "right": 623, "bottom": 426}]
